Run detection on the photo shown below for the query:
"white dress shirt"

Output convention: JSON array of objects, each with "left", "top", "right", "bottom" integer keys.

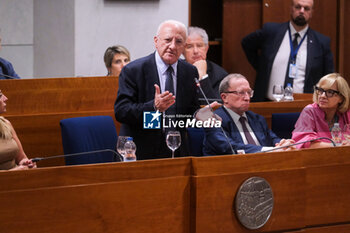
[
  {"left": 155, "top": 51, "right": 178, "bottom": 95},
  {"left": 267, "top": 22, "right": 309, "bottom": 100}
]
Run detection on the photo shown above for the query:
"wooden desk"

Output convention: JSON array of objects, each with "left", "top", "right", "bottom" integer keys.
[{"left": 0, "top": 147, "right": 350, "bottom": 233}]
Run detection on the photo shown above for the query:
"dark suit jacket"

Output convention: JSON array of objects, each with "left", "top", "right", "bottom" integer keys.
[
  {"left": 0, "top": 57, "right": 20, "bottom": 79},
  {"left": 241, "top": 22, "right": 334, "bottom": 102},
  {"left": 198, "top": 60, "right": 228, "bottom": 101},
  {"left": 203, "top": 107, "right": 281, "bottom": 155},
  {"left": 114, "top": 53, "right": 199, "bottom": 160}
]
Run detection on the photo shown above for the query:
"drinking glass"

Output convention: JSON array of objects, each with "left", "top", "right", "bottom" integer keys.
[
  {"left": 272, "top": 85, "right": 284, "bottom": 102},
  {"left": 166, "top": 131, "right": 181, "bottom": 159},
  {"left": 343, "top": 124, "right": 350, "bottom": 143},
  {"left": 116, "top": 136, "right": 129, "bottom": 161}
]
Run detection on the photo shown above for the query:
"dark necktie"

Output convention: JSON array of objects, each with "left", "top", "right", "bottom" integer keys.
[
  {"left": 284, "top": 32, "right": 300, "bottom": 87},
  {"left": 165, "top": 66, "right": 174, "bottom": 94},
  {"left": 239, "top": 117, "right": 256, "bottom": 145},
  {"left": 165, "top": 66, "right": 176, "bottom": 116}
]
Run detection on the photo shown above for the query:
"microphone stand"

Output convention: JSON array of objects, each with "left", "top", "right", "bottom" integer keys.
[
  {"left": 194, "top": 78, "right": 236, "bottom": 155},
  {"left": 0, "top": 73, "right": 18, "bottom": 79},
  {"left": 31, "top": 149, "right": 123, "bottom": 163},
  {"left": 262, "top": 137, "right": 336, "bottom": 153}
]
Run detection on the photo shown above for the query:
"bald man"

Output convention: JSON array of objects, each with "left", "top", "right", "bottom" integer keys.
[
  {"left": 242, "top": 0, "right": 334, "bottom": 101},
  {"left": 114, "top": 20, "right": 199, "bottom": 160}
]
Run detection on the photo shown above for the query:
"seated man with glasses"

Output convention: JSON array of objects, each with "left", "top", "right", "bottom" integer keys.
[
  {"left": 203, "top": 73, "right": 295, "bottom": 155},
  {"left": 292, "top": 73, "right": 350, "bottom": 148}
]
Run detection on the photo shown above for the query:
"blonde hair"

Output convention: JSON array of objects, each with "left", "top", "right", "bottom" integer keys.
[
  {"left": 0, "top": 117, "right": 12, "bottom": 140},
  {"left": 313, "top": 73, "right": 350, "bottom": 113}
]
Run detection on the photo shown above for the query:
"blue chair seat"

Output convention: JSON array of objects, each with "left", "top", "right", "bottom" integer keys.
[
  {"left": 271, "top": 112, "right": 300, "bottom": 139},
  {"left": 187, "top": 127, "right": 205, "bottom": 156},
  {"left": 60, "top": 115, "right": 119, "bottom": 165}
]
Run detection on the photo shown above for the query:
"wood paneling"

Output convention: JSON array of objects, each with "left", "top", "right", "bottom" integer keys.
[
  {"left": 0, "top": 158, "right": 191, "bottom": 233},
  {"left": 342, "top": 0, "right": 350, "bottom": 83},
  {"left": 223, "top": 0, "right": 261, "bottom": 86},
  {"left": 1, "top": 77, "right": 119, "bottom": 167}
]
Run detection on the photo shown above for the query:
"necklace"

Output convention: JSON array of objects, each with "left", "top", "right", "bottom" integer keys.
[{"left": 327, "top": 115, "right": 339, "bottom": 131}]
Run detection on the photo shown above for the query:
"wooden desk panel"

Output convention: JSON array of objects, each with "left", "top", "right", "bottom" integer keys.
[
  {"left": 192, "top": 147, "right": 350, "bottom": 232},
  {"left": 1, "top": 149, "right": 350, "bottom": 232}
]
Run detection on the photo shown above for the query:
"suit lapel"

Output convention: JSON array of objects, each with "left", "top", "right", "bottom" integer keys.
[
  {"left": 305, "top": 29, "right": 316, "bottom": 84},
  {"left": 246, "top": 112, "right": 264, "bottom": 145},
  {"left": 220, "top": 107, "right": 244, "bottom": 143},
  {"left": 270, "top": 23, "right": 289, "bottom": 61},
  {"left": 144, "top": 53, "right": 160, "bottom": 99}
]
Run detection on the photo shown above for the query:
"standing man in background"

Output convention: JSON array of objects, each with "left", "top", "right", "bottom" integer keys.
[
  {"left": 184, "top": 26, "right": 228, "bottom": 101},
  {"left": 0, "top": 36, "right": 20, "bottom": 79},
  {"left": 242, "top": 0, "right": 334, "bottom": 101},
  {"left": 114, "top": 20, "right": 199, "bottom": 160}
]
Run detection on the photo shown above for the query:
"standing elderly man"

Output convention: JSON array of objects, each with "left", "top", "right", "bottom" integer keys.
[
  {"left": 183, "top": 26, "right": 228, "bottom": 101},
  {"left": 242, "top": 0, "right": 334, "bottom": 101},
  {"left": 114, "top": 20, "right": 199, "bottom": 160},
  {"left": 203, "top": 74, "right": 294, "bottom": 155}
]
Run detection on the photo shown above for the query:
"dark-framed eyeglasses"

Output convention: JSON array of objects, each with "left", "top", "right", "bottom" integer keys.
[
  {"left": 223, "top": 90, "right": 254, "bottom": 98},
  {"left": 314, "top": 86, "right": 340, "bottom": 98}
]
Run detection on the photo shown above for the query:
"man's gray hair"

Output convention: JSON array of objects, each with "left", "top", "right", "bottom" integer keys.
[
  {"left": 188, "top": 26, "right": 209, "bottom": 45},
  {"left": 156, "top": 20, "right": 187, "bottom": 37},
  {"left": 219, "top": 73, "right": 248, "bottom": 94}
]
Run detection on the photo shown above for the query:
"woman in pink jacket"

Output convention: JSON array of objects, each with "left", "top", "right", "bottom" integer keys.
[{"left": 292, "top": 73, "right": 350, "bottom": 148}]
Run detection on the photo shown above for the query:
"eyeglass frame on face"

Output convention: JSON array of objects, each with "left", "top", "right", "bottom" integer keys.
[
  {"left": 314, "top": 86, "right": 340, "bottom": 98},
  {"left": 223, "top": 90, "right": 254, "bottom": 98}
]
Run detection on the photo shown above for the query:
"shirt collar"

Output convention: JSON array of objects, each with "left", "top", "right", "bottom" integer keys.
[
  {"left": 224, "top": 106, "right": 248, "bottom": 124},
  {"left": 289, "top": 21, "right": 309, "bottom": 39},
  {"left": 155, "top": 51, "right": 178, "bottom": 76}
]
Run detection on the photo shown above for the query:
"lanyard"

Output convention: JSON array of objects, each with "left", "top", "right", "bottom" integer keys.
[{"left": 288, "top": 26, "right": 308, "bottom": 62}]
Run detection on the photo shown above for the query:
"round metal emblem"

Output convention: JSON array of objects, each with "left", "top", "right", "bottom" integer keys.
[{"left": 234, "top": 177, "right": 274, "bottom": 230}]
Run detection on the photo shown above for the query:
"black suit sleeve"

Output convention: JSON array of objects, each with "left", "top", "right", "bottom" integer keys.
[
  {"left": 241, "top": 28, "right": 266, "bottom": 71},
  {"left": 114, "top": 65, "right": 155, "bottom": 128}
]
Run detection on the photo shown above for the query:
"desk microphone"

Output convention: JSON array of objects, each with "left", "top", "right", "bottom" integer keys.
[
  {"left": 194, "top": 78, "right": 235, "bottom": 155},
  {"left": 262, "top": 137, "right": 336, "bottom": 153},
  {"left": 31, "top": 149, "right": 123, "bottom": 163},
  {"left": 0, "top": 73, "right": 18, "bottom": 79}
]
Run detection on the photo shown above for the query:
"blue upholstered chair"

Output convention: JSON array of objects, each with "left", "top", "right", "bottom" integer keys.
[
  {"left": 60, "top": 115, "right": 119, "bottom": 165},
  {"left": 187, "top": 127, "right": 205, "bottom": 156},
  {"left": 271, "top": 112, "right": 301, "bottom": 139}
]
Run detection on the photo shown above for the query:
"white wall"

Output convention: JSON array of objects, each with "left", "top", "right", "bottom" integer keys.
[
  {"left": 33, "top": 0, "right": 75, "bottom": 78},
  {"left": 0, "top": 0, "right": 189, "bottom": 78},
  {"left": 74, "top": 0, "right": 189, "bottom": 77},
  {"left": 0, "top": 0, "right": 33, "bottom": 79}
]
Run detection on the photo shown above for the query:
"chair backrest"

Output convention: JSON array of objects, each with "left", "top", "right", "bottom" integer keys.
[
  {"left": 187, "top": 127, "right": 205, "bottom": 156},
  {"left": 271, "top": 112, "right": 301, "bottom": 139},
  {"left": 60, "top": 115, "right": 118, "bottom": 165}
]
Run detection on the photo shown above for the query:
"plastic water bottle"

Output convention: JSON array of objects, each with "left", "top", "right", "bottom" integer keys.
[
  {"left": 331, "top": 123, "right": 342, "bottom": 146},
  {"left": 123, "top": 137, "right": 137, "bottom": 162},
  {"left": 284, "top": 83, "right": 294, "bottom": 101}
]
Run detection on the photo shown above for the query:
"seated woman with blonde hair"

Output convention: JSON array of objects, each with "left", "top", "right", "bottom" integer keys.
[
  {"left": 0, "top": 90, "right": 36, "bottom": 170},
  {"left": 292, "top": 73, "right": 350, "bottom": 148}
]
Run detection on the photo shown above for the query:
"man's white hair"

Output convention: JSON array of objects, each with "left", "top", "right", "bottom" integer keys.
[{"left": 156, "top": 20, "right": 187, "bottom": 37}]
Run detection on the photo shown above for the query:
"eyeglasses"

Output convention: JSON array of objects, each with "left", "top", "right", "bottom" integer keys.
[
  {"left": 223, "top": 90, "right": 254, "bottom": 98},
  {"left": 314, "top": 86, "right": 340, "bottom": 98}
]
